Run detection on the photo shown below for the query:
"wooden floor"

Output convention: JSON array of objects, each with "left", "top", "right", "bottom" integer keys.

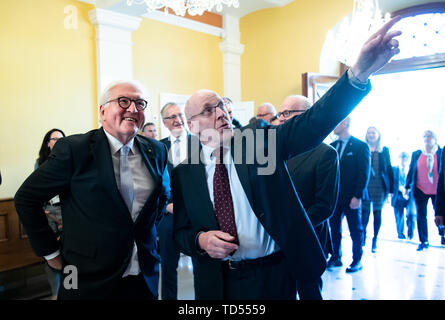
[{"left": 174, "top": 203, "right": 445, "bottom": 300}]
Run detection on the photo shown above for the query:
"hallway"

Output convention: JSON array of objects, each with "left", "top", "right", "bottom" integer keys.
[{"left": 173, "top": 204, "right": 445, "bottom": 300}]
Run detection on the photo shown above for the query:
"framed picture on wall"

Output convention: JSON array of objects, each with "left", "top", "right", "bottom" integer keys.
[{"left": 302, "top": 72, "right": 339, "bottom": 105}]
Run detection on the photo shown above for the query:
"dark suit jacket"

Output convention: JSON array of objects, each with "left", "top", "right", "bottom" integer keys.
[
  {"left": 405, "top": 147, "right": 442, "bottom": 192},
  {"left": 371, "top": 146, "right": 394, "bottom": 195},
  {"left": 331, "top": 136, "right": 371, "bottom": 207},
  {"left": 435, "top": 148, "right": 445, "bottom": 218},
  {"left": 14, "top": 128, "right": 170, "bottom": 299},
  {"left": 171, "top": 72, "right": 371, "bottom": 299},
  {"left": 287, "top": 143, "right": 339, "bottom": 256},
  {"left": 391, "top": 166, "right": 409, "bottom": 208}
]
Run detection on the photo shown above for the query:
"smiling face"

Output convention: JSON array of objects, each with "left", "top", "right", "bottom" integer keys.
[
  {"left": 186, "top": 90, "right": 232, "bottom": 148},
  {"left": 366, "top": 127, "right": 379, "bottom": 144},
  {"left": 162, "top": 104, "right": 186, "bottom": 138},
  {"left": 100, "top": 83, "right": 146, "bottom": 145}
]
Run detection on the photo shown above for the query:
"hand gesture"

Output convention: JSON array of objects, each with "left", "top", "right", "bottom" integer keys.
[
  {"left": 351, "top": 16, "right": 402, "bottom": 82},
  {"left": 198, "top": 230, "right": 238, "bottom": 259}
]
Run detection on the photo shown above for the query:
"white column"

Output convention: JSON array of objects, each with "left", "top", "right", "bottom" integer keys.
[
  {"left": 89, "top": 8, "right": 142, "bottom": 102},
  {"left": 219, "top": 14, "right": 244, "bottom": 102}
]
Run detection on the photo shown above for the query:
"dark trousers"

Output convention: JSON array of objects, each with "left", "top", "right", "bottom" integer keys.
[
  {"left": 330, "top": 203, "right": 363, "bottom": 263},
  {"left": 361, "top": 202, "right": 382, "bottom": 243},
  {"left": 222, "top": 252, "right": 296, "bottom": 300},
  {"left": 297, "top": 277, "right": 323, "bottom": 300},
  {"left": 413, "top": 188, "right": 436, "bottom": 243},
  {"left": 111, "top": 274, "right": 157, "bottom": 300},
  {"left": 393, "top": 198, "right": 416, "bottom": 239},
  {"left": 158, "top": 213, "right": 181, "bottom": 300}
]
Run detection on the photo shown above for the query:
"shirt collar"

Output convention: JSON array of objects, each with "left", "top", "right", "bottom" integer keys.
[
  {"left": 169, "top": 130, "right": 187, "bottom": 143},
  {"left": 103, "top": 129, "right": 135, "bottom": 155},
  {"left": 201, "top": 143, "right": 231, "bottom": 165}
]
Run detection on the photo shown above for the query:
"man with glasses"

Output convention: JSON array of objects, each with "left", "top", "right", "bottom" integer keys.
[
  {"left": 256, "top": 102, "right": 276, "bottom": 123},
  {"left": 15, "top": 80, "right": 171, "bottom": 300},
  {"left": 281, "top": 95, "right": 339, "bottom": 299},
  {"left": 171, "top": 18, "right": 402, "bottom": 299},
  {"left": 158, "top": 102, "right": 191, "bottom": 300}
]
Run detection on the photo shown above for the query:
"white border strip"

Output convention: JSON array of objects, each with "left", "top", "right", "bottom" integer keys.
[{"left": 142, "top": 10, "right": 223, "bottom": 37}]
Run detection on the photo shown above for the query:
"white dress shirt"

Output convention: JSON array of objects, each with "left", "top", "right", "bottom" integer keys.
[
  {"left": 201, "top": 144, "right": 278, "bottom": 261},
  {"left": 105, "top": 130, "right": 155, "bottom": 277},
  {"left": 169, "top": 130, "right": 188, "bottom": 167}
]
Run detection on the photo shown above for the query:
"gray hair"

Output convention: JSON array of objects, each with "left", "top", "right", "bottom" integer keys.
[
  {"left": 99, "top": 80, "right": 148, "bottom": 107},
  {"left": 284, "top": 95, "right": 312, "bottom": 109},
  {"left": 160, "top": 102, "right": 179, "bottom": 119}
]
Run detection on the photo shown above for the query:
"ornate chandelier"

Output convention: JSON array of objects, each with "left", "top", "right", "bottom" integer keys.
[
  {"left": 336, "top": 0, "right": 391, "bottom": 65},
  {"left": 126, "top": 0, "right": 240, "bottom": 16}
]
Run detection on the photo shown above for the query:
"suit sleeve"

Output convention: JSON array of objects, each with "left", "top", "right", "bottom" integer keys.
[
  {"left": 353, "top": 142, "right": 371, "bottom": 199},
  {"left": 273, "top": 72, "right": 371, "bottom": 162},
  {"left": 385, "top": 147, "right": 395, "bottom": 194},
  {"left": 436, "top": 150, "right": 445, "bottom": 218},
  {"left": 171, "top": 168, "right": 204, "bottom": 257},
  {"left": 306, "top": 147, "right": 339, "bottom": 227},
  {"left": 14, "top": 138, "right": 72, "bottom": 257},
  {"left": 405, "top": 151, "right": 417, "bottom": 190},
  {"left": 156, "top": 143, "right": 171, "bottom": 226}
]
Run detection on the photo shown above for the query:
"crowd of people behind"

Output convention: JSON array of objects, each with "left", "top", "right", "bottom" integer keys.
[{"left": 12, "top": 19, "right": 445, "bottom": 300}]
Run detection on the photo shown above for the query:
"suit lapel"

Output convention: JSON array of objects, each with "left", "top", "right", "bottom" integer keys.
[
  {"left": 231, "top": 142, "right": 255, "bottom": 212},
  {"left": 92, "top": 129, "right": 133, "bottom": 224},
  {"left": 188, "top": 162, "right": 219, "bottom": 229}
]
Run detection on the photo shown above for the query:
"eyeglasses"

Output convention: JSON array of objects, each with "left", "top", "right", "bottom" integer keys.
[
  {"left": 105, "top": 96, "right": 148, "bottom": 111},
  {"left": 256, "top": 112, "right": 273, "bottom": 118},
  {"left": 163, "top": 113, "right": 185, "bottom": 121},
  {"left": 277, "top": 109, "right": 306, "bottom": 118},
  {"left": 49, "top": 137, "right": 61, "bottom": 141},
  {"left": 189, "top": 101, "right": 226, "bottom": 120}
]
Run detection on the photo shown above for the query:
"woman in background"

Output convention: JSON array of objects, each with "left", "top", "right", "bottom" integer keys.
[
  {"left": 406, "top": 130, "right": 442, "bottom": 251},
  {"left": 35, "top": 128, "right": 66, "bottom": 299},
  {"left": 361, "top": 126, "right": 394, "bottom": 253}
]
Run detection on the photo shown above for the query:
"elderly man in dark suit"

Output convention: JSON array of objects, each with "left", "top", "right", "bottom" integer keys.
[
  {"left": 329, "top": 117, "right": 371, "bottom": 273},
  {"left": 158, "top": 102, "right": 191, "bottom": 300},
  {"left": 14, "top": 81, "right": 171, "bottom": 300},
  {"left": 171, "top": 18, "right": 401, "bottom": 299},
  {"left": 280, "top": 95, "right": 339, "bottom": 300}
]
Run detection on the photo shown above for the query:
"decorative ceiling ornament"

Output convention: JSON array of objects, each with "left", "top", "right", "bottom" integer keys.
[
  {"left": 335, "top": 0, "right": 391, "bottom": 66},
  {"left": 126, "top": 0, "right": 239, "bottom": 16}
]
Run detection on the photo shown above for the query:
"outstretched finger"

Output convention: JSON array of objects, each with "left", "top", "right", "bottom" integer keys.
[{"left": 373, "top": 15, "right": 402, "bottom": 39}]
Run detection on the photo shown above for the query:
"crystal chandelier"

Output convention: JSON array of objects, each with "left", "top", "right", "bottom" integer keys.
[
  {"left": 336, "top": 0, "right": 391, "bottom": 65},
  {"left": 127, "top": 0, "right": 239, "bottom": 16}
]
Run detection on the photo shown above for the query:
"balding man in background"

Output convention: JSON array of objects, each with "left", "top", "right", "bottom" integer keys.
[
  {"left": 280, "top": 95, "right": 339, "bottom": 300},
  {"left": 256, "top": 102, "right": 276, "bottom": 123},
  {"left": 329, "top": 117, "right": 371, "bottom": 273}
]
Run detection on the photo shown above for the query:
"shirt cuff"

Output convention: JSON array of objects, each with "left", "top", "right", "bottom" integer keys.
[
  {"left": 195, "top": 231, "right": 207, "bottom": 255},
  {"left": 44, "top": 250, "right": 60, "bottom": 261},
  {"left": 347, "top": 69, "right": 369, "bottom": 90}
]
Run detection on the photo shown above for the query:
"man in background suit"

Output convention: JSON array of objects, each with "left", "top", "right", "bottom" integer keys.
[
  {"left": 14, "top": 81, "right": 170, "bottom": 299},
  {"left": 158, "top": 102, "right": 189, "bottom": 300},
  {"left": 141, "top": 122, "right": 157, "bottom": 139},
  {"left": 256, "top": 102, "right": 276, "bottom": 123},
  {"left": 171, "top": 16, "right": 401, "bottom": 299},
  {"left": 329, "top": 117, "right": 371, "bottom": 273},
  {"left": 280, "top": 95, "right": 339, "bottom": 300}
]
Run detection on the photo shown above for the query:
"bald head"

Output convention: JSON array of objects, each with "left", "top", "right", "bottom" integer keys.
[
  {"left": 278, "top": 95, "right": 312, "bottom": 124},
  {"left": 256, "top": 102, "right": 276, "bottom": 123},
  {"left": 185, "top": 89, "right": 232, "bottom": 147}
]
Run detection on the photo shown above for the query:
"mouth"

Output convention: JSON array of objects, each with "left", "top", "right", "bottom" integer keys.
[{"left": 122, "top": 117, "right": 137, "bottom": 123}]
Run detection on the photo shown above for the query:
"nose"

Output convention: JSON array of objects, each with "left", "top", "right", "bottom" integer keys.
[{"left": 127, "top": 100, "right": 138, "bottom": 113}]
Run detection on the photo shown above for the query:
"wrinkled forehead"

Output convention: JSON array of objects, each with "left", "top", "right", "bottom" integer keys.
[
  {"left": 186, "top": 90, "right": 221, "bottom": 118},
  {"left": 110, "top": 83, "right": 145, "bottom": 99},
  {"left": 280, "top": 97, "right": 308, "bottom": 112}
]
